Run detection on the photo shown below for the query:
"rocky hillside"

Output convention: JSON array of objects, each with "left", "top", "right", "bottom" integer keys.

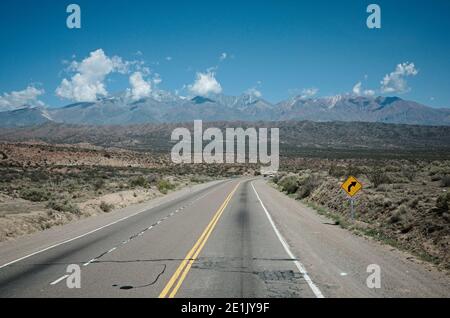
[
  {"left": 1, "top": 121, "right": 450, "bottom": 159},
  {"left": 0, "top": 94, "right": 449, "bottom": 127}
]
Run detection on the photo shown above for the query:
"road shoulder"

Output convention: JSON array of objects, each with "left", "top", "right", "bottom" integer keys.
[{"left": 253, "top": 178, "right": 450, "bottom": 297}]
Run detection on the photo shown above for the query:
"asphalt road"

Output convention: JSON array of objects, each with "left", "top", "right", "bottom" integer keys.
[{"left": 0, "top": 178, "right": 448, "bottom": 298}]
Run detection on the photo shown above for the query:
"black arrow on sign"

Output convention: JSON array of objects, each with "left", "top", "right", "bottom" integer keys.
[{"left": 347, "top": 181, "right": 357, "bottom": 193}]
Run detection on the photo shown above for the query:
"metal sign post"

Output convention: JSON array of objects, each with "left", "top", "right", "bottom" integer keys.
[
  {"left": 350, "top": 198, "right": 355, "bottom": 220},
  {"left": 341, "top": 176, "right": 362, "bottom": 222}
]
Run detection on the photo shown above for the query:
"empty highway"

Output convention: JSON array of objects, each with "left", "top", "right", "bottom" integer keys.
[{"left": 0, "top": 178, "right": 448, "bottom": 298}]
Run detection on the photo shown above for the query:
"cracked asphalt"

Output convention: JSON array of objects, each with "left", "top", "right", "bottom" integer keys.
[{"left": 0, "top": 178, "right": 449, "bottom": 297}]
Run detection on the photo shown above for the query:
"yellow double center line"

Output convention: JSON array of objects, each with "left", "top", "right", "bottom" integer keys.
[{"left": 158, "top": 182, "right": 240, "bottom": 298}]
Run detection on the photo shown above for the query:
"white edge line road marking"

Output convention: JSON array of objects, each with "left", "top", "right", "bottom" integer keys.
[
  {"left": 251, "top": 181, "right": 325, "bottom": 298},
  {"left": 50, "top": 274, "right": 69, "bottom": 285},
  {"left": 83, "top": 259, "right": 96, "bottom": 267},
  {"left": 0, "top": 180, "right": 231, "bottom": 270}
]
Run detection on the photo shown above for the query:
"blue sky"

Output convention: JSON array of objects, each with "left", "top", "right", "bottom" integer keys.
[{"left": 0, "top": 0, "right": 449, "bottom": 109}]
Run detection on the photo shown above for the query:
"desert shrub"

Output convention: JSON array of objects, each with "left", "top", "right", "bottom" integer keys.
[
  {"left": 296, "top": 175, "right": 320, "bottom": 199},
  {"left": 409, "top": 198, "right": 419, "bottom": 208},
  {"left": 429, "top": 166, "right": 444, "bottom": 176},
  {"left": 63, "top": 179, "right": 80, "bottom": 194},
  {"left": 388, "top": 205, "right": 407, "bottom": 224},
  {"left": 402, "top": 166, "right": 416, "bottom": 182},
  {"left": 375, "top": 184, "right": 390, "bottom": 192},
  {"left": 388, "top": 212, "right": 402, "bottom": 224},
  {"left": 46, "top": 199, "right": 80, "bottom": 214},
  {"left": 328, "top": 165, "right": 346, "bottom": 178},
  {"left": 384, "top": 164, "right": 401, "bottom": 173},
  {"left": 346, "top": 165, "right": 362, "bottom": 178},
  {"left": 28, "top": 170, "right": 49, "bottom": 182},
  {"left": 94, "top": 179, "right": 105, "bottom": 191},
  {"left": 157, "top": 179, "right": 175, "bottom": 194},
  {"left": 366, "top": 167, "right": 390, "bottom": 188},
  {"left": 99, "top": 201, "right": 114, "bottom": 212},
  {"left": 430, "top": 175, "right": 441, "bottom": 182},
  {"left": 190, "top": 175, "right": 208, "bottom": 184},
  {"left": 278, "top": 176, "right": 299, "bottom": 194},
  {"left": 19, "top": 188, "right": 51, "bottom": 202},
  {"left": 271, "top": 174, "right": 282, "bottom": 184},
  {"left": 436, "top": 193, "right": 450, "bottom": 213},
  {"left": 397, "top": 204, "right": 408, "bottom": 214},
  {"left": 130, "top": 176, "right": 148, "bottom": 188},
  {"left": 147, "top": 174, "right": 159, "bottom": 184},
  {"left": 440, "top": 175, "right": 450, "bottom": 187},
  {"left": 382, "top": 198, "right": 393, "bottom": 208}
]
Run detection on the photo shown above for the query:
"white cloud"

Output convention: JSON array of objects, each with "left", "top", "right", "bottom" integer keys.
[
  {"left": 300, "top": 87, "right": 319, "bottom": 99},
  {"left": 380, "top": 62, "right": 418, "bottom": 94},
  {"left": 0, "top": 85, "right": 45, "bottom": 111},
  {"left": 126, "top": 72, "right": 152, "bottom": 101},
  {"left": 56, "top": 49, "right": 129, "bottom": 102},
  {"left": 353, "top": 81, "right": 376, "bottom": 97},
  {"left": 165, "top": 56, "right": 172, "bottom": 61},
  {"left": 219, "top": 52, "right": 227, "bottom": 61},
  {"left": 352, "top": 82, "right": 362, "bottom": 95},
  {"left": 189, "top": 71, "right": 222, "bottom": 96},
  {"left": 364, "top": 89, "right": 375, "bottom": 97},
  {"left": 245, "top": 87, "right": 262, "bottom": 98},
  {"left": 153, "top": 73, "right": 162, "bottom": 85}
]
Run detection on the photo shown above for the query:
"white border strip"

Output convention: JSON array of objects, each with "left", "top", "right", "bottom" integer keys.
[
  {"left": 251, "top": 182, "right": 325, "bottom": 298},
  {"left": 50, "top": 274, "right": 69, "bottom": 285}
]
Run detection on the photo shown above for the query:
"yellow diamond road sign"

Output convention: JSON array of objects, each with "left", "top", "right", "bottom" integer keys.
[{"left": 341, "top": 176, "right": 362, "bottom": 197}]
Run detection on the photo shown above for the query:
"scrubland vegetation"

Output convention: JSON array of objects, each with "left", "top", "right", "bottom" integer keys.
[{"left": 272, "top": 158, "right": 450, "bottom": 269}]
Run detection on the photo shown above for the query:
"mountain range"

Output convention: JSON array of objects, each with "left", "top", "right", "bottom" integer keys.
[{"left": 1, "top": 92, "right": 449, "bottom": 127}]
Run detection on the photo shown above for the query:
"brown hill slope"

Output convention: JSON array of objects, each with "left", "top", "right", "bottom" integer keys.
[{"left": 1, "top": 121, "right": 449, "bottom": 159}]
